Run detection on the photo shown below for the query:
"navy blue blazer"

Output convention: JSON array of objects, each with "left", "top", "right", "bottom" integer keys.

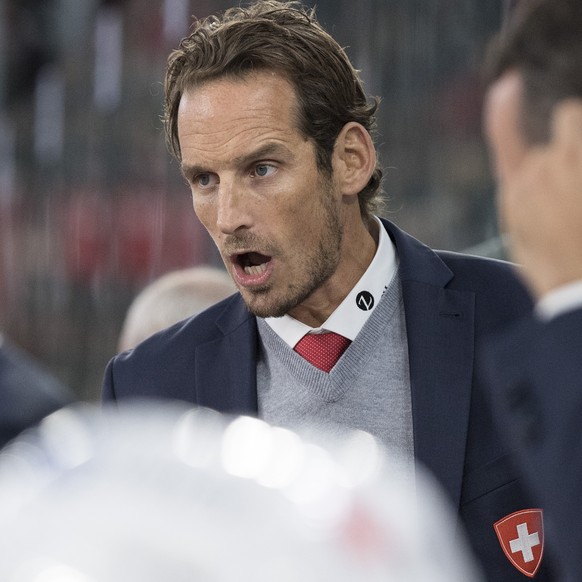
[
  {"left": 483, "top": 307, "right": 582, "bottom": 580},
  {"left": 0, "top": 338, "right": 73, "bottom": 448},
  {"left": 104, "top": 219, "right": 555, "bottom": 580}
]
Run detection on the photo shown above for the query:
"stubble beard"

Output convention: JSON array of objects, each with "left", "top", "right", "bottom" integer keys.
[{"left": 241, "top": 189, "right": 343, "bottom": 319}]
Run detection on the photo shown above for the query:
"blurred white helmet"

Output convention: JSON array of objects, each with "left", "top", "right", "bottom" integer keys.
[{"left": 0, "top": 402, "right": 482, "bottom": 582}]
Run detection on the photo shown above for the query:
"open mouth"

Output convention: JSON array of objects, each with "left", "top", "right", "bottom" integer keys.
[{"left": 235, "top": 252, "right": 272, "bottom": 276}]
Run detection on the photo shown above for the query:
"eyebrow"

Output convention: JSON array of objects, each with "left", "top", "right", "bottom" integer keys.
[{"left": 181, "top": 142, "right": 294, "bottom": 178}]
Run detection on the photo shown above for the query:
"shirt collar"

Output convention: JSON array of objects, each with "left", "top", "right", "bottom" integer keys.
[
  {"left": 264, "top": 216, "right": 397, "bottom": 347},
  {"left": 535, "top": 279, "right": 582, "bottom": 321}
]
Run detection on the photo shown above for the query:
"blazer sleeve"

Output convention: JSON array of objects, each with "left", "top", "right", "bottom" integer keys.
[{"left": 102, "top": 357, "right": 117, "bottom": 402}]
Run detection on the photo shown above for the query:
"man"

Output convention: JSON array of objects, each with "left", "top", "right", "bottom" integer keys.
[
  {"left": 103, "top": 2, "right": 551, "bottom": 578},
  {"left": 483, "top": 0, "right": 582, "bottom": 577}
]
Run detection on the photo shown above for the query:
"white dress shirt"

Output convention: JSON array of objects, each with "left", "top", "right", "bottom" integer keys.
[{"left": 536, "top": 279, "right": 582, "bottom": 320}]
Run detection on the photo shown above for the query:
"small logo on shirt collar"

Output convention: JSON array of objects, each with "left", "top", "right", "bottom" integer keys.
[{"left": 356, "top": 291, "right": 374, "bottom": 311}]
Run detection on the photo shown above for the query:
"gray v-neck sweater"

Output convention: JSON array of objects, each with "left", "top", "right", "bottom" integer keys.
[{"left": 256, "top": 272, "right": 414, "bottom": 472}]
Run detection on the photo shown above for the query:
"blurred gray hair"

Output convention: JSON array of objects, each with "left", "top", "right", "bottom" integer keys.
[{"left": 118, "top": 266, "right": 236, "bottom": 352}]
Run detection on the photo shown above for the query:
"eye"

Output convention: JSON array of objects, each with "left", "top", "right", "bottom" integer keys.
[
  {"left": 193, "top": 173, "right": 218, "bottom": 189},
  {"left": 252, "top": 163, "right": 277, "bottom": 178}
]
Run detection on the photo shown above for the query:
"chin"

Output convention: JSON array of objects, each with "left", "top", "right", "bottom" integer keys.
[
  {"left": 244, "top": 301, "right": 289, "bottom": 319},
  {"left": 241, "top": 291, "right": 297, "bottom": 319}
]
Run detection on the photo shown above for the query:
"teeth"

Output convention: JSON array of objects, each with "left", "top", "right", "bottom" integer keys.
[{"left": 244, "top": 263, "right": 267, "bottom": 276}]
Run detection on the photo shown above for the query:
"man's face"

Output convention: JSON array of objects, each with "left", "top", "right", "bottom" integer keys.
[
  {"left": 177, "top": 71, "right": 345, "bottom": 319},
  {"left": 484, "top": 71, "right": 531, "bottom": 210},
  {"left": 485, "top": 70, "right": 582, "bottom": 297}
]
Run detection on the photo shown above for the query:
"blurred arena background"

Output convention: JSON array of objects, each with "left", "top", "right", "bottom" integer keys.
[{"left": 0, "top": 0, "right": 506, "bottom": 400}]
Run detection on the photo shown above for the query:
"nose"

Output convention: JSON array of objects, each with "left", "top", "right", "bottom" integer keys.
[{"left": 216, "top": 179, "right": 253, "bottom": 235}]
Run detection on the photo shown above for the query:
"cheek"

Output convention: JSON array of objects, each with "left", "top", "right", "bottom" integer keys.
[{"left": 192, "top": 196, "right": 217, "bottom": 231}]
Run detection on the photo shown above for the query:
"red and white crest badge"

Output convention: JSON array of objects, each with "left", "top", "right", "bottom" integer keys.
[{"left": 494, "top": 509, "right": 544, "bottom": 578}]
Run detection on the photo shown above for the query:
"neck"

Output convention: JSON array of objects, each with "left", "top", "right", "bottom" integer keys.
[{"left": 288, "top": 216, "right": 379, "bottom": 327}]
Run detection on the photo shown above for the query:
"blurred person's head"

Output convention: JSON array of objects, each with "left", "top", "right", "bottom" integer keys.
[
  {"left": 484, "top": 0, "right": 582, "bottom": 191},
  {"left": 0, "top": 402, "right": 483, "bottom": 582},
  {"left": 164, "top": 0, "right": 382, "bottom": 221},
  {"left": 118, "top": 266, "right": 235, "bottom": 351}
]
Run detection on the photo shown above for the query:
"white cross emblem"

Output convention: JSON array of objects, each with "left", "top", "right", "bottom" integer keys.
[
  {"left": 494, "top": 508, "right": 544, "bottom": 577},
  {"left": 509, "top": 522, "right": 540, "bottom": 563}
]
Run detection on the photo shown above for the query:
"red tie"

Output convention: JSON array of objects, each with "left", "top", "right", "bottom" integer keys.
[{"left": 294, "top": 332, "right": 351, "bottom": 373}]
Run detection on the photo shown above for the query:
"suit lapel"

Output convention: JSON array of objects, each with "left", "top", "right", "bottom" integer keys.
[
  {"left": 403, "top": 279, "right": 475, "bottom": 508},
  {"left": 383, "top": 219, "right": 475, "bottom": 509},
  {"left": 194, "top": 296, "right": 259, "bottom": 415}
]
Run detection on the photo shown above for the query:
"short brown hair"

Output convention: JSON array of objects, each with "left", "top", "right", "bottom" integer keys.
[
  {"left": 484, "top": 0, "right": 582, "bottom": 144},
  {"left": 164, "top": 0, "right": 383, "bottom": 218}
]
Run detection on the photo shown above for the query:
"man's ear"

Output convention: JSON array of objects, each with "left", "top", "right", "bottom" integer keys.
[
  {"left": 552, "top": 99, "right": 582, "bottom": 150},
  {"left": 332, "top": 122, "right": 376, "bottom": 197}
]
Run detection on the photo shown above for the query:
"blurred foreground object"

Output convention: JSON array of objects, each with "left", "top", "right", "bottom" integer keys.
[
  {"left": 0, "top": 402, "right": 482, "bottom": 582},
  {"left": 0, "top": 335, "right": 73, "bottom": 448},
  {"left": 118, "top": 266, "right": 236, "bottom": 351}
]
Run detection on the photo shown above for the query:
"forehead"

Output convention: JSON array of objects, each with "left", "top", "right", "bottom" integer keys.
[
  {"left": 484, "top": 70, "right": 524, "bottom": 142},
  {"left": 181, "top": 70, "right": 298, "bottom": 114},
  {"left": 176, "top": 71, "right": 303, "bottom": 162},
  {"left": 484, "top": 70, "right": 533, "bottom": 183}
]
